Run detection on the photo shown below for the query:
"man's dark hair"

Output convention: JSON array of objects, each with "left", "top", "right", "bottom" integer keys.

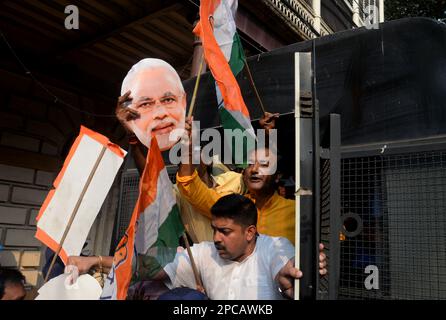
[
  {"left": 210, "top": 194, "right": 257, "bottom": 228},
  {"left": 0, "top": 267, "right": 25, "bottom": 299}
]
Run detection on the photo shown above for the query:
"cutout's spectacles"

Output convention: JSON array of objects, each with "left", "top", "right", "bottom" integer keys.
[{"left": 130, "top": 94, "right": 185, "bottom": 113}]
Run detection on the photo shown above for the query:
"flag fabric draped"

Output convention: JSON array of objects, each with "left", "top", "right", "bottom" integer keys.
[
  {"left": 101, "top": 138, "right": 184, "bottom": 300},
  {"left": 194, "top": 0, "right": 256, "bottom": 167}
]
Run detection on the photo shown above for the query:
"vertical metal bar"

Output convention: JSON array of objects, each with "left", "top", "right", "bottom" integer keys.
[
  {"left": 295, "top": 52, "right": 315, "bottom": 300},
  {"left": 294, "top": 52, "right": 301, "bottom": 300},
  {"left": 312, "top": 40, "right": 321, "bottom": 299},
  {"left": 329, "top": 114, "right": 341, "bottom": 299},
  {"left": 379, "top": 0, "right": 385, "bottom": 23}
]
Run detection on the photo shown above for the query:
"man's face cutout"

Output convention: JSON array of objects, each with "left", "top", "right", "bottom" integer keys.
[{"left": 126, "top": 67, "right": 186, "bottom": 151}]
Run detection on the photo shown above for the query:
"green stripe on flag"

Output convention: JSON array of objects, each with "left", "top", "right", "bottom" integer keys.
[
  {"left": 133, "top": 204, "right": 184, "bottom": 281},
  {"left": 219, "top": 107, "right": 255, "bottom": 168},
  {"left": 229, "top": 32, "right": 245, "bottom": 76},
  {"left": 154, "top": 204, "right": 184, "bottom": 248}
]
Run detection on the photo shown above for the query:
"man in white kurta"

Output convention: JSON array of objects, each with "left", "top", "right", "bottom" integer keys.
[
  {"left": 66, "top": 194, "right": 326, "bottom": 300},
  {"left": 164, "top": 234, "right": 294, "bottom": 300},
  {"left": 152, "top": 193, "right": 325, "bottom": 300}
]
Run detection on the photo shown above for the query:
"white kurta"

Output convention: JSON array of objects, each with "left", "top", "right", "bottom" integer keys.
[{"left": 164, "top": 235, "right": 294, "bottom": 300}]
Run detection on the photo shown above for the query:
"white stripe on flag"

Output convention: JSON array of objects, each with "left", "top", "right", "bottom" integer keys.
[
  {"left": 135, "top": 168, "right": 176, "bottom": 255},
  {"left": 213, "top": 0, "right": 238, "bottom": 60}
]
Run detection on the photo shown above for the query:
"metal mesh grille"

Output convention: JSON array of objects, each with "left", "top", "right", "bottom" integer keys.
[
  {"left": 115, "top": 169, "right": 140, "bottom": 245},
  {"left": 113, "top": 166, "right": 179, "bottom": 248},
  {"left": 339, "top": 150, "right": 446, "bottom": 299}
]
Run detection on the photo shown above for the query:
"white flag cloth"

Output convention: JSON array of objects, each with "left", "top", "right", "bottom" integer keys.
[
  {"left": 35, "top": 273, "right": 102, "bottom": 300},
  {"left": 36, "top": 126, "right": 126, "bottom": 264}
]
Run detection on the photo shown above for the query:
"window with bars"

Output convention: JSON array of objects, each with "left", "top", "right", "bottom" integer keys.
[
  {"left": 339, "top": 150, "right": 446, "bottom": 299},
  {"left": 111, "top": 166, "right": 178, "bottom": 252}
]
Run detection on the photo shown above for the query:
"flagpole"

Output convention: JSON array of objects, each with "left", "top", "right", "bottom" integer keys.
[
  {"left": 184, "top": 13, "right": 205, "bottom": 292},
  {"left": 187, "top": 54, "right": 205, "bottom": 118},
  {"left": 243, "top": 58, "right": 267, "bottom": 114},
  {"left": 44, "top": 146, "right": 107, "bottom": 283},
  {"left": 182, "top": 229, "right": 204, "bottom": 293}
]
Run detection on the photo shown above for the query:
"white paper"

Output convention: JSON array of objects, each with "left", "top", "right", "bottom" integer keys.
[
  {"left": 35, "top": 274, "right": 102, "bottom": 300},
  {"left": 37, "top": 134, "right": 126, "bottom": 258}
]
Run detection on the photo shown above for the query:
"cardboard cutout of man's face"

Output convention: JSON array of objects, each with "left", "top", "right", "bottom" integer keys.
[{"left": 126, "top": 67, "right": 186, "bottom": 151}]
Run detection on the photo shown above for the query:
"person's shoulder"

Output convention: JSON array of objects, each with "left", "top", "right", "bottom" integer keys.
[
  {"left": 256, "top": 235, "right": 293, "bottom": 266},
  {"left": 277, "top": 194, "right": 295, "bottom": 204},
  {"left": 213, "top": 171, "right": 243, "bottom": 190},
  {"left": 189, "top": 241, "right": 219, "bottom": 263},
  {"left": 258, "top": 234, "right": 294, "bottom": 251},
  {"left": 218, "top": 171, "right": 241, "bottom": 179},
  {"left": 191, "top": 241, "right": 215, "bottom": 253},
  {"left": 257, "top": 234, "right": 279, "bottom": 247},
  {"left": 271, "top": 193, "right": 295, "bottom": 208}
]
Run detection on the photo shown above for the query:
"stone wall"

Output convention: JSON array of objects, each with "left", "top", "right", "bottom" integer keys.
[{"left": 0, "top": 68, "right": 123, "bottom": 291}]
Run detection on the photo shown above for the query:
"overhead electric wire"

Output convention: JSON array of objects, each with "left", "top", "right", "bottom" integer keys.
[{"left": 1, "top": 30, "right": 117, "bottom": 118}]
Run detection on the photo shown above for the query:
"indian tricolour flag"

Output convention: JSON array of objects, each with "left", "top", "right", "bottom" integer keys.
[
  {"left": 194, "top": 0, "right": 256, "bottom": 167},
  {"left": 100, "top": 138, "right": 184, "bottom": 300}
]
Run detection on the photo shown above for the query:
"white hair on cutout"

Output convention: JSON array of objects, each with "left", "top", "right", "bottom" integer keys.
[{"left": 120, "top": 58, "right": 184, "bottom": 95}]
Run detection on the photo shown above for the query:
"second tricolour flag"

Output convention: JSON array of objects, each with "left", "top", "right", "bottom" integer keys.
[{"left": 194, "top": 0, "right": 256, "bottom": 167}]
